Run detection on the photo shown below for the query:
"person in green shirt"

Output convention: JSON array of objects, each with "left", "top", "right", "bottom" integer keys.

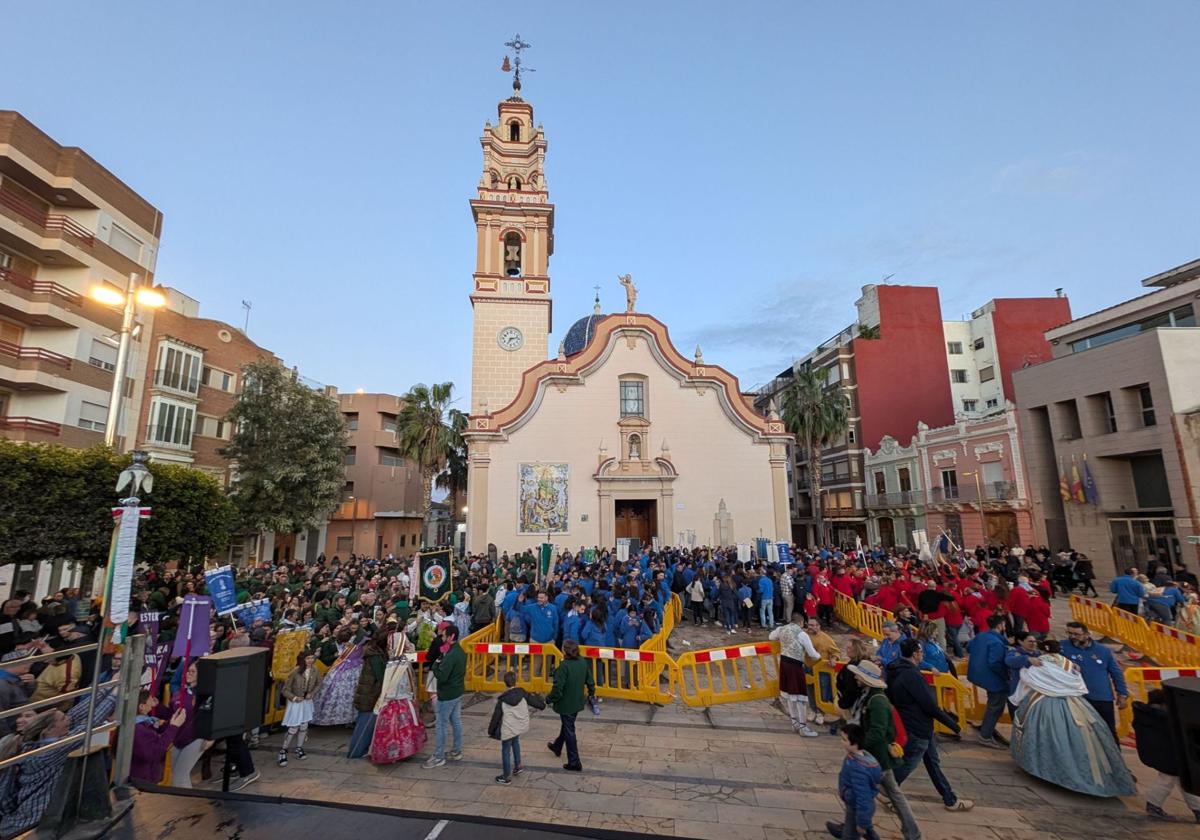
[
  {"left": 423, "top": 625, "right": 466, "bottom": 768},
  {"left": 546, "top": 639, "right": 595, "bottom": 772},
  {"left": 846, "top": 660, "right": 922, "bottom": 840}
]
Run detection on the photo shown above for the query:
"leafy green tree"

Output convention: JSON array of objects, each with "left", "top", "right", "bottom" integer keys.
[
  {"left": 396, "top": 382, "right": 466, "bottom": 547},
  {"left": 781, "top": 367, "right": 850, "bottom": 547},
  {"left": 137, "top": 464, "right": 235, "bottom": 564},
  {"left": 223, "top": 360, "right": 347, "bottom": 541},
  {"left": 0, "top": 441, "right": 234, "bottom": 571}
]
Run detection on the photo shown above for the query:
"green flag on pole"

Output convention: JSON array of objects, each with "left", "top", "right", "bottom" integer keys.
[
  {"left": 418, "top": 548, "right": 453, "bottom": 603},
  {"left": 539, "top": 543, "right": 553, "bottom": 580}
]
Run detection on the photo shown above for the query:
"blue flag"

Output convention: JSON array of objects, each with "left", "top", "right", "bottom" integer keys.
[{"left": 204, "top": 565, "right": 239, "bottom": 615}]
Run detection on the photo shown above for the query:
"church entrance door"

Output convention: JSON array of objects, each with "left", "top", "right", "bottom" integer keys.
[{"left": 615, "top": 499, "right": 656, "bottom": 546}]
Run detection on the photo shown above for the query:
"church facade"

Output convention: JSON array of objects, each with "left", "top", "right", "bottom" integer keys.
[{"left": 463, "top": 86, "right": 791, "bottom": 554}]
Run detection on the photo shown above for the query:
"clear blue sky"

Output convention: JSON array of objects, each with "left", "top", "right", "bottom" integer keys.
[{"left": 8, "top": 2, "right": 1199, "bottom": 400}]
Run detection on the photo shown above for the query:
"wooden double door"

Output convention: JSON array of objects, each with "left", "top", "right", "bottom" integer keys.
[{"left": 615, "top": 499, "right": 657, "bottom": 546}]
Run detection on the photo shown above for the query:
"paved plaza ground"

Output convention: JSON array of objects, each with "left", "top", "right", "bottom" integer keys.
[{"left": 204, "top": 601, "right": 1197, "bottom": 840}]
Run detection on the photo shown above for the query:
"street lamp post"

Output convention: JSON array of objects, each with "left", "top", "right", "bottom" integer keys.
[{"left": 92, "top": 272, "right": 166, "bottom": 448}]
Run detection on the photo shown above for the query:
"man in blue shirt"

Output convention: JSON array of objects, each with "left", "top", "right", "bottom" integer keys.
[
  {"left": 1109, "top": 568, "right": 1144, "bottom": 613},
  {"left": 876, "top": 622, "right": 905, "bottom": 667},
  {"left": 1147, "top": 581, "right": 1186, "bottom": 624},
  {"left": 758, "top": 572, "right": 775, "bottom": 630},
  {"left": 1062, "top": 621, "right": 1128, "bottom": 740},
  {"left": 967, "top": 614, "right": 1011, "bottom": 749}
]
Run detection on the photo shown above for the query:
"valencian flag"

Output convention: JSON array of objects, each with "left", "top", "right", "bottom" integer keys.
[
  {"left": 1058, "top": 457, "right": 1071, "bottom": 503},
  {"left": 418, "top": 548, "right": 453, "bottom": 603}
]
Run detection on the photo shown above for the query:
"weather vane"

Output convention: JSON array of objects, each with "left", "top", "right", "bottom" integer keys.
[{"left": 501, "top": 34, "right": 534, "bottom": 94}]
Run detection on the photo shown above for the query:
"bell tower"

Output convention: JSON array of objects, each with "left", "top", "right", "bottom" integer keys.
[{"left": 469, "top": 39, "right": 554, "bottom": 416}]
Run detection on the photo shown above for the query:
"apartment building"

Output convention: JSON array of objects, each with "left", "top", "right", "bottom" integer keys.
[
  {"left": 0, "top": 111, "right": 162, "bottom": 448},
  {"left": 1014, "top": 258, "right": 1200, "bottom": 578},
  {"left": 757, "top": 283, "right": 1069, "bottom": 548},
  {"left": 325, "top": 391, "right": 426, "bottom": 560},
  {"left": 131, "top": 288, "right": 278, "bottom": 483}
]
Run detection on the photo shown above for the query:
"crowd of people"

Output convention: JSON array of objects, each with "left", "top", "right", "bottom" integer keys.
[{"left": 1, "top": 538, "right": 1198, "bottom": 837}]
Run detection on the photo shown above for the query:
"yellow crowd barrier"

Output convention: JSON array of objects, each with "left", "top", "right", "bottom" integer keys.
[
  {"left": 468, "top": 641, "right": 561, "bottom": 693},
  {"left": 1149, "top": 623, "right": 1200, "bottom": 667},
  {"left": 461, "top": 614, "right": 505, "bottom": 690},
  {"left": 1069, "top": 594, "right": 1200, "bottom": 667},
  {"left": 809, "top": 660, "right": 842, "bottom": 718},
  {"left": 675, "top": 640, "right": 779, "bottom": 707},
  {"left": 582, "top": 646, "right": 676, "bottom": 704},
  {"left": 834, "top": 592, "right": 894, "bottom": 640}
]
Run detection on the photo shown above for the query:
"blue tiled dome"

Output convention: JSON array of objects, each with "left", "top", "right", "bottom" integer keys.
[{"left": 563, "top": 312, "right": 604, "bottom": 356}]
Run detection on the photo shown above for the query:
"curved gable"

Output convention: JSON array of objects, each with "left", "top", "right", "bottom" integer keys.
[{"left": 465, "top": 312, "right": 791, "bottom": 444}]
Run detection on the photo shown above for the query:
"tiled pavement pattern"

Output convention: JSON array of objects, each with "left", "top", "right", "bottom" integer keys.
[{"left": 221, "top": 600, "right": 1197, "bottom": 839}]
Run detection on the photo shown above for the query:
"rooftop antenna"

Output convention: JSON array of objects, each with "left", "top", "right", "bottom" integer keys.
[
  {"left": 881, "top": 273, "right": 896, "bottom": 284},
  {"left": 502, "top": 34, "right": 534, "bottom": 96},
  {"left": 241, "top": 300, "right": 252, "bottom": 334}
]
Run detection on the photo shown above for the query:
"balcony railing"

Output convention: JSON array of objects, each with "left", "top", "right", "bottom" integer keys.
[
  {"left": 0, "top": 265, "right": 84, "bottom": 305},
  {"left": 0, "top": 188, "right": 96, "bottom": 247},
  {"left": 153, "top": 368, "right": 201, "bottom": 395},
  {"left": 0, "top": 416, "right": 62, "bottom": 435},
  {"left": 0, "top": 339, "right": 72, "bottom": 368},
  {"left": 865, "top": 491, "right": 920, "bottom": 508},
  {"left": 928, "top": 481, "right": 1020, "bottom": 504}
]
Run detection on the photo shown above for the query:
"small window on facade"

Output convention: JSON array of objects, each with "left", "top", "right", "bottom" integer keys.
[
  {"left": 946, "top": 341, "right": 963, "bottom": 354},
  {"left": 979, "top": 366, "right": 995, "bottom": 383},
  {"left": 962, "top": 399, "right": 978, "bottom": 412},
  {"left": 973, "top": 338, "right": 985, "bottom": 350},
  {"left": 345, "top": 447, "right": 356, "bottom": 466},
  {"left": 985, "top": 398, "right": 999, "bottom": 409},
  {"left": 509, "top": 121, "right": 520, "bottom": 141},
  {"left": 1139, "top": 385, "right": 1156, "bottom": 427},
  {"left": 873, "top": 471, "right": 886, "bottom": 494},
  {"left": 345, "top": 413, "right": 359, "bottom": 431},
  {"left": 847, "top": 428, "right": 856, "bottom": 444},
  {"left": 950, "top": 369, "right": 968, "bottom": 384},
  {"left": 619, "top": 380, "right": 645, "bottom": 417},
  {"left": 1102, "top": 392, "right": 1117, "bottom": 433},
  {"left": 504, "top": 232, "right": 522, "bottom": 276},
  {"left": 898, "top": 468, "right": 912, "bottom": 492}
]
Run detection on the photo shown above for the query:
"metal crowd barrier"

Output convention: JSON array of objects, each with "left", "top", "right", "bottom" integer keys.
[
  {"left": 675, "top": 641, "right": 779, "bottom": 707},
  {"left": 1069, "top": 594, "right": 1200, "bottom": 667}
]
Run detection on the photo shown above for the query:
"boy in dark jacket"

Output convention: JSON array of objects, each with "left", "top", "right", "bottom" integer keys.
[
  {"left": 488, "top": 670, "right": 546, "bottom": 784},
  {"left": 825, "top": 724, "right": 882, "bottom": 840},
  {"left": 1134, "top": 689, "right": 1200, "bottom": 822}
]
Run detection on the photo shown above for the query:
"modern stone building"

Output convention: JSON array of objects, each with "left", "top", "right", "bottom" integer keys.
[
  {"left": 0, "top": 111, "right": 162, "bottom": 449},
  {"left": 463, "top": 80, "right": 792, "bottom": 554},
  {"left": 325, "top": 391, "right": 426, "bottom": 560},
  {"left": 1014, "top": 258, "right": 1199, "bottom": 578}
]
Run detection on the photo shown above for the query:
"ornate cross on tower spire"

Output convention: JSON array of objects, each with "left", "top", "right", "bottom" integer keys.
[{"left": 502, "top": 34, "right": 534, "bottom": 95}]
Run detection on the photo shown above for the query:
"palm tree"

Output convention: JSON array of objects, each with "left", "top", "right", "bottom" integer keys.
[
  {"left": 435, "top": 410, "right": 468, "bottom": 514},
  {"left": 396, "top": 382, "right": 466, "bottom": 548},
  {"left": 780, "top": 367, "right": 850, "bottom": 548}
]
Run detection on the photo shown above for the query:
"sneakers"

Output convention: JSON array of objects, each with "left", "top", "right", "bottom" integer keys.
[
  {"left": 494, "top": 775, "right": 512, "bottom": 785},
  {"left": 294, "top": 747, "right": 307, "bottom": 761},
  {"left": 513, "top": 764, "right": 524, "bottom": 776},
  {"left": 547, "top": 741, "right": 562, "bottom": 758},
  {"left": 815, "top": 712, "right": 826, "bottom": 725},
  {"left": 276, "top": 750, "right": 288, "bottom": 768},
  {"left": 1146, "top": 803, "right": 1172, "bottom": 820},
  {"left": 563, "top": 763, "right": 582, "bottom": 772},
  {"left": 230, "top": 771, "right": 259, "bottom": 792},
  {"left": 806, "top": 708, "right": 816, "bottom": 722},
  {"left": 946, "top": 798, "right": 974, "bottom": 811},
  {"left": 992, "top": 731, "right": 1010, "bottom": 746},
  {"left": 447, "top": 751, "right": 463, "bottom": 761},
  {"left": 977, "top": 734, "right": 1006, "bottom": 750},
  {"left": 422, "top": 756, "right": 447, "bottom": 768},
  {"left": 798, "top": 725, "right": 820, "bottom": 738}
]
